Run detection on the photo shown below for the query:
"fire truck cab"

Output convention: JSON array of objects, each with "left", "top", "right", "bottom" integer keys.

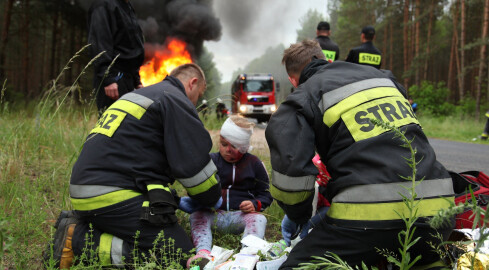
[{"left": 231, "top": 73, "right": 277, "bottom": 123}]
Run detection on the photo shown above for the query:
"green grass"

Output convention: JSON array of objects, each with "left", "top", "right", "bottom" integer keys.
[
  {"left": 418, "top": 114, "right": 489, "bottom": 144},
  {"left": 0, "top": 101, "right": 284, "bottom": 269},
  {"left": 0, "top": 94, "right": 487, "bottom": 268}
]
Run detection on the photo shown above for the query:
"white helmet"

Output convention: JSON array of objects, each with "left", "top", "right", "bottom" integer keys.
[
  {"left": 217, "top": 98, "right": 223, "bottom": 103},
  {"left": 202, "top": 99, "right": 207, "bottom": 104}
]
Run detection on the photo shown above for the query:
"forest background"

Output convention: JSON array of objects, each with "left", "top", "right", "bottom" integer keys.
[
  {"left": 1, "top": 0, "right": 489, "bottom": 268},
  {"left": 1, "top": 0, "right": 489, "bottom": 118}
]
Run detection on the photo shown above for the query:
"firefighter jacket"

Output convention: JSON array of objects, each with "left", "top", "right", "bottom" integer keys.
[
  {"left": 345, "top": 41, "right": 382, "bottom": 69},
  {"left": 315, "top": 36, "right": 340, "bottom": 62},
  {"left": 88, "top": 0, "right": 145, "bottom": 88},
  {"left": 210, "top": 152, "right": 273, "bottom": 212},
  {"left": 70, "top": 76, "right": 222, "bottom": 214},
  {"left": 265, "top": 59, "right": 454, "bottom": 228}
]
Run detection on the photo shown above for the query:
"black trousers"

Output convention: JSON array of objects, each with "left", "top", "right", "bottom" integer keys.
[
  {"left": 483, "top": 118, "right": 489, "bottom": 135},
  {"left": 72, "top": 196, "right": 193, "bottom": 267},
  {"left": 94, "top": 71, "right": 138, "bottom": 114},
  {"left": 279, "top": 218, "right": 453, "bottom": 269}
]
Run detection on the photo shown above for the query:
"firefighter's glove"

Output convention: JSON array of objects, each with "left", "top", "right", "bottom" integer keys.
[{"left": 140, "top": 186, "right": 178, "bottom": 226}]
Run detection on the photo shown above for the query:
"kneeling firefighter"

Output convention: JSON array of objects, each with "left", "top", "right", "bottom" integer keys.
[
  {"left": 44, "top": 63, "right": 222, "bottom": 269},
  {"left": 265, "top": 40, "right": 455, "bottom": 269}
]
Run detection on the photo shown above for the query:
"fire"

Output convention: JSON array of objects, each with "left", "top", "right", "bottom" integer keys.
[{"left": 140, "top": 39, "right": 192, "bottom": 86}]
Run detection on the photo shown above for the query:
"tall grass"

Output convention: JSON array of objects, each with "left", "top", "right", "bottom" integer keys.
[
  {"left": 1, "top": 48, "right": 487, "bottom": 268},
  {"left": 419, "top": 115, "right": 489, "bottom": 143},
  {"left": 0, "top": 66, "right": 283, "bottom": 268}
]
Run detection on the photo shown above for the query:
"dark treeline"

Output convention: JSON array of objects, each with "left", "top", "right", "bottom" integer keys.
[
  {"left": 0, "top": 0, "right": 89, "bottom": 100},
  {"left": 1, "top": 0, "right": 489, "bottom": 116},
  {"left": 328, "top": 0, "right": 489, "bottom": 116}
]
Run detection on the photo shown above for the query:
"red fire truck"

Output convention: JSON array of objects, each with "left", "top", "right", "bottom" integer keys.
[{"left": 231, "top": 73, "right": 278, "bottom": 122}]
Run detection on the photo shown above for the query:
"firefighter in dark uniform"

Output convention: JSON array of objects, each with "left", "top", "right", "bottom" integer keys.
[
  {"left": 345, "top": 25, "right": 382, "bottom": 69},
  {"left": 88, "top": 0, "right": 145, "bottom": 114},
  {"left": 481, "top": 110, "right": 489, "bottom": 140},
  {"left": 315, "top": 21, "right": 340, "bottom": 62},
  {"left": 46, "top": 64, "right": 222, "bottom": 268},
  {"left": 265, "top": 40, "right": 455, "bottom": 269}
]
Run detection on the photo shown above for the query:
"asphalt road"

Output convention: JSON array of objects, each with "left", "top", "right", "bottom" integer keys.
[
  {"left": 254, "top": 123, "right": 488, "bottom": 173},
  {"left": 429, "top": 138, "right": 489, "bottom": 173}
]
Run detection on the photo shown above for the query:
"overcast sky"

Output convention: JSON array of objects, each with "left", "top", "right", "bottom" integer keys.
[{"left": 204, "top": 0, "right": 328, "bottom": 82}]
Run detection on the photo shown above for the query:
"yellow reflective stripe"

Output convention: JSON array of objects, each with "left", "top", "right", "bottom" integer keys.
[
  {"left": 322, "top": 50, "right": 336, "bottom": 61},
  {"left": 109, "top": 99, "right": 146, "bottom": 120},
  {"left": 142, "top": 201, "right": 149, "bottom": 207},
  {"left": 324, "top": 87, "right": 403, "bottom": 127},
  {"left": 70, "top": 190, "right": 141, "bottom": 211},
  {"left": 99, "top": 233, "right": 113, "bottom": 266},
  {"left": 147, "top": 184, "right": 170, "bottom": 192},
  {"left": 342, "top": 96, "right": 419, "bottom": 142},
  {"left": 178, "top": 160, "right": 218, "bottom": 188},
  {"left": 327, "top": 197, "right": 454, "bottom": 221},
  {"left": 270, "top": 184, "right": 313, "bottom": 205},
  {"left": 359, "top": 53, "right": 381, "bottom": 65},
  {"left": 90, "top": 110, "right": 126, "bottom": 137},
  {"left": 185, "top": 174, "right": 218, "bottom": 196}
]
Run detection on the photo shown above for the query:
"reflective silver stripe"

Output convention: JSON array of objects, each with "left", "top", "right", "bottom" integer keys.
[
  {"left": 69, "top": 184, "right": 123, "bottom": 198},
  {"left": 120, "top": 92, "right": 154, "bottom": 109},
  {"left": 333, "top": 178, "right": 454, "bottom": 203},
  {"left": 178, "top": 160, "right": 218, "bottom": 188},
  {"left": 272, "top": 170, "right": 316, "bottom": 192},
  {"left": 318, "top": 78, "right": 396, "bottom": 113},
  {"left": 111, "top": 235, "right": 124, "bottom": 267}
]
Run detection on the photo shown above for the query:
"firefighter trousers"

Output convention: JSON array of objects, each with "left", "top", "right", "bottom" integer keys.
[
  {"left": 72, "top": 196, "right": 193, "bottom": 267},
  {"left": 279, "top": 217, "right": 453, "bottom": 269}
]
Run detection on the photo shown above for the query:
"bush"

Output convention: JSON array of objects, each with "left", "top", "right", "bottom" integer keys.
[
  {"left": 408, "top": 81, "right": 455, "bottom": 117},
  {"left": 455, "top": 97, "right": 477, "bottom": 117}
]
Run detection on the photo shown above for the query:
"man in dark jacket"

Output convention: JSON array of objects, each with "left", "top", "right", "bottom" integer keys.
[
  {"left": 265, "top": 40, "right": 454, "bottom": 269},
  {"left": 315, "top": 21, "right": 340, "bottom": 62},
  {"left": 481, "top": 110, "right": 489, "bottom": 140},
  {"left": 45, "top": 63, "right": 222, "bottom": 268},
  {"left": 345, "top": 25, "right": 382, "bottom": 69},
  {"left": 88, "top": 0, "right": 145, "bottom": 113}
]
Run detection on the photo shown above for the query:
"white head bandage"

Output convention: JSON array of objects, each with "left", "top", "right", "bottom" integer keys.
[{"left": 220, "top": 117, "right": 253, "bottom": 153}]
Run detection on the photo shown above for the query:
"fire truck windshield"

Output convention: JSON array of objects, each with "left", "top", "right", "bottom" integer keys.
[{"left": 244, "top": 80, "right": 273, "bottom": 92}]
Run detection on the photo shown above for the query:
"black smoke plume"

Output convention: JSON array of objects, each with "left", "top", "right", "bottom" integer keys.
[{"left": 77, "top": 0, "right": 222, "bottom": 60}]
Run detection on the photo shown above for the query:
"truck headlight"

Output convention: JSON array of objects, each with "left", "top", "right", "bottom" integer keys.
[
  {"left": 270, "top": 104, "right": 277, "bottom": 112},
  {"left": 239, "top": 105, "right": 247, "bottom": 113}
]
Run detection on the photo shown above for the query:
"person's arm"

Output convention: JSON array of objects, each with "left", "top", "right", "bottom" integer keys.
[
  {"left": 134, "top": 68, "right": 143, "bottom": 88},
  {"left": 265, "top": 95, "right": 319, "bottom": 224},
  {"left": 345, "top": 49, "right": 355, "bottom": 63},
  {"left": 162, "top": 92, "right": 222, "bottom": 207}
]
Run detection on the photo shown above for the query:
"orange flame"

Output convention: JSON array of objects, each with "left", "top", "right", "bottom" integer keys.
[{"left": 140, "top": 39, "right": 192, "bottom": 86}]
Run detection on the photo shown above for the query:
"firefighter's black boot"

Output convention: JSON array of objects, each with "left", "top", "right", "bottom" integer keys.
[{"left": 44, "top": 211, "right": 78, "bottom": 269}]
